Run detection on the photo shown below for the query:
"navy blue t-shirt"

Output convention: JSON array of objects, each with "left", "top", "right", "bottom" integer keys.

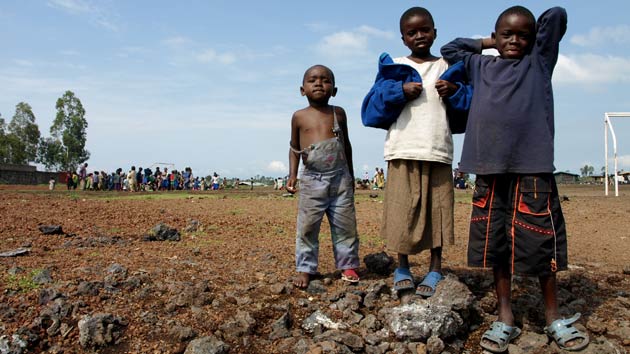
[{"left": 441, "top": 7, "right": 567, "bottom": 175}]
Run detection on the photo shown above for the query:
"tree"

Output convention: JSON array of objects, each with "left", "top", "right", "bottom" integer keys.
[
  {"left": 37, "top": 137, "right": 65, "bottom": 171},
  {"left": 7, "top": 102, "right": 41, "bottom": 164},
  {"left": 0, "top": 113, "right": 8, "bottom": 163},
  {"left": 43, "top": 91, "right": 90, "bottom": 171},
  {"left": 580, "top": 164, "right": 594, "bottom": 177}
]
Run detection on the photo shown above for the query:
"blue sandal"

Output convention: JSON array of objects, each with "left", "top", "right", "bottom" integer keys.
[
  {"left": 393, "top": 267, "right": 414, "bottom": 292},
  {"left": 544, "top": 313, "right": 589, "bottom": 351},
  {"left": 480, "top": 321, "right": 521, "bottom": 353},
  {"left": 415, "top": 271, "right": 443, "bottom": 297}
]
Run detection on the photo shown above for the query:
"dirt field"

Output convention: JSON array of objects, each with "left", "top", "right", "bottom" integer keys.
[{"left": 1, "top": 184, "right": 629, "bottom": 353}]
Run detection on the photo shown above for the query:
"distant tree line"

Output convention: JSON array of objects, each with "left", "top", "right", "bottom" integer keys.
[{"left": 0, "top": 90, "right": 89, "bottom": 172}]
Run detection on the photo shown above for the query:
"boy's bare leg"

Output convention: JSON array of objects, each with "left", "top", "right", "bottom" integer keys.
[
  {"left": 293, "top": 272, "right": 310, "bottom": 288},
  {"left": 416, "top": 247, "right": 442, "bottom": 294},
  {"left": 540, "top": 274, "right": 584, "bottom": 349},
  {"left": 539, "top": 274, "right": 559, "bottom": 324},
  {"left": 481, "top": 263, "right": 514, "bottom": 351}
]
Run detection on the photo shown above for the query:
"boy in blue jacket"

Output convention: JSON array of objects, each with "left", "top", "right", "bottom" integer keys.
[
  {"left": 362, "top": 7, "right": 461, "bottom": 299},
  {"left": 442, "top": 6, "right": 589, "bottom": 352}
]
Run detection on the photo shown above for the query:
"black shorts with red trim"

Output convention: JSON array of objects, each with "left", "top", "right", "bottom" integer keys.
[{"left": 467, "top": 174, "right": 567, "bottom": 276}]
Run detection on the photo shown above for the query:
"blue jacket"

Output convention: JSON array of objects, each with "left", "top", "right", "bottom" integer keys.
[{"left": 361, "top": 53, "right": 471, "bottom": 133}]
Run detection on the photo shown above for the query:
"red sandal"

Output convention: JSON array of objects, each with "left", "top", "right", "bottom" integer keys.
[{"left": 341, "top": 269, "right": 360, "bottom": 283}]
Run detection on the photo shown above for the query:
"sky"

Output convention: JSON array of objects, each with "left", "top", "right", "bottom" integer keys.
[{"left": 1, "top": 0, "right": 630, "bottom": 179}]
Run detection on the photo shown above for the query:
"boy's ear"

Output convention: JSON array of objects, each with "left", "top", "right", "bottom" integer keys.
[
  {"left": 491, "top": 32, "right": 496, "bottom": 41},
  {"left": 300, "top": 86, "right": 306, "bottom": 96},
  {"left": 331, "top": 87, "right": 338, "bottom": 97},
  {"left": 434, "top": 28, "right": 437, "bottom": 39}
]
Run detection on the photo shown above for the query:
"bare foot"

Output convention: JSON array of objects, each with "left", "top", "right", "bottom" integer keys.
[{"left": 293, "top": 272, "right": 310, "bottom": 288}]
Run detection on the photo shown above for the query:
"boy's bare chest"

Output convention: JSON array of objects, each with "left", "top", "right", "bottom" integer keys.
[{"left": 299, "top": 119, "right": 336, "bottom": 147}]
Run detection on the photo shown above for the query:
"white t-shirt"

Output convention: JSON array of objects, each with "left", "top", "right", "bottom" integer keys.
[{"left": 383, "top": 57, "right": 453, "bottom": 164}]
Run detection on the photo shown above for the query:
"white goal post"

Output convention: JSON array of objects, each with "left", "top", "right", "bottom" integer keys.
[{"left": 604, "top": 112, "right": 630, "bottom": 196}]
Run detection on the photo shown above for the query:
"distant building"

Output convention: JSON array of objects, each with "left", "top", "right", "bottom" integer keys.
[
  {"left": 588, "top": 175, "right": 606, "bottom": 184},
  {"left": 553, "top": 172, "right": 579, "bottom": 184},
  {"left": 0, "top": 164, "right": 62, "bottom": 185}
]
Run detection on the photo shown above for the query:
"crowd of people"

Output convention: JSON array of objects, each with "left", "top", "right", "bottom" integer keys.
[{"left": 63, "top": 163, "right": 237, "bottom": 192}]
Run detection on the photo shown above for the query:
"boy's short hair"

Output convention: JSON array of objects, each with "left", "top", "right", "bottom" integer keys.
[
  {"left": 495, "top": 5, "right": 535, "bottom": 32},
  {"left": 303, "top": 65, "right": 335, "bottom": 85},
  {"left": 399, "top": 7, "right": 434, "bottom": 33}
]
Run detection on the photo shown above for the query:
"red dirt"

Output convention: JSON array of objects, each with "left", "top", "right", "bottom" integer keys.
[{"left": 0, "top": 184, "right": 629, "bottom": 353}]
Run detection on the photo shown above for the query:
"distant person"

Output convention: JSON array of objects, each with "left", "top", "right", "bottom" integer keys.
[
  {"left": 362, "top": 7, "right": 458, "bottom": 299},
  {"left": 442, "top": 6, "right": 589, "bottom": 352},
  {"left": 277, "top": 177, "right": 284, "bottom": 190},
  {"left": 65, "top": 171, "right": 73, "bottom": 190},
  {"left": 376, "top": 168, "right": 385, "bottom": 189},
  {"left": 250, "top": 177, "right": 254, "bottom": 190},
  {"left": 136, "top": 167, "right": 143, "bottom": 191},
  {"left": 287, "top": 64, "right": 360, "bottom": 288},
  {"left": 127, "top": 166, "right": 137, "bottom": 192},
  {"left": 49, "top": 177, "right": 56, "bottom": 191},
  {"left": 92, "top": 171, "right": 100, "bottom": 191},
  {"left": 372, "top": 167, "right": 379, "bottom": 190},
  {"left": 79, "top": 163, "right": 88, "bottom": 190},
  {"left": 211, "top": 172, "right": 220, "bottom": 190}
]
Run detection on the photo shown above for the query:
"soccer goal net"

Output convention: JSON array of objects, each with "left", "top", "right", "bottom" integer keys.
[{"left": 604, "top": 112, "right": 630, "bottom": 196}]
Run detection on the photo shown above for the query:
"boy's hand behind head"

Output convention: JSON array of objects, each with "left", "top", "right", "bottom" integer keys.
[
  {"left": 435, "top": 80, "right": 458, "bottom": 98},
  {"left": 403, "top": 82, "right": 423, "bottom": 101}
]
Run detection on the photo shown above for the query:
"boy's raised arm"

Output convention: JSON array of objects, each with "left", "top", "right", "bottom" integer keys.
[
  {"left": 440, "top": 38, "right": 484, "bottom": 65},
  {"left": 535, "top": 7, "right": 567, "bottom": 72}
]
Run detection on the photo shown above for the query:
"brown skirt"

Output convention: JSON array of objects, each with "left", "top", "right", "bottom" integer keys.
[{"left": 381, "top": 160, "right": 454, "bottom": 255}]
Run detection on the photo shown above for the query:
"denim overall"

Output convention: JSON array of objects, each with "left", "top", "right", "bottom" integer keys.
[{"left": 295, "top": 107, "right": 360, "bottom": 274}]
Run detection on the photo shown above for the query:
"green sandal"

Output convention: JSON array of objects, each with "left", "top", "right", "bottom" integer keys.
[
  {"left": 480, "top": 321, "right": 521, "bottom": 353},
  {"left": 544, "top": 313, "right": 589, "bottom": 351}
]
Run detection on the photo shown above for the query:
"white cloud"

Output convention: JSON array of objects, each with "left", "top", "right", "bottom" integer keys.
[
  {"left": 162, "top": 36, "right": 194, "bottom": 48},
  {"left": 47, "top": 0, "right": 119, "bottom": 31},
  {"left": 553, "top": 53, "right": 630, "bottom": 84},
  {"left": 481, "top": 48, "right": 499, "bottom": 56},
  {"left": 570, "top": 25, "right": 630, "bottom": 47},
  {"left": 617, "top": 155, "right": 630, "bottom": 169},
  {"left": 356, "top": 25, "right": 395, "bottom": 40},
  {"left": 306, "top": 22, "right": 335, "bottom": 33},
  {"left": 13, "top": 59, "right": 33, "bottom": 67},
  {"left": 196, "top": 49, "right": 236, "bottom": 65},
  {"left": 266, "top": 161, "right": 287, "bottom": 173},
  {"left": 315, "top": 26, "right": 394, "bottom": 58},
  {"left": 47, "top": 0, "right": 92, "bottom": 14},
  {"left": 59, "top": 49, "right": 80, "bottom": 56}
]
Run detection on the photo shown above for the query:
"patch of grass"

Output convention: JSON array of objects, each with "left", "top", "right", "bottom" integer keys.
[
  {"left": 205, "top": 225, "right": 219, "bottom": 232},
  {"left": 186, "top": 230, "right": 208, "bottom": 238},
  {"left": 360, "top": 233, "right": 384, "bottom": 247},
  {"left": 68, "top": 192, "right": 81, "bottom": 201},
  {"left": 454, "top": 190, "right": 472, "bottom": 203},
  {"left": 6, "top": 269, "right": 44, "bottom": 293}
]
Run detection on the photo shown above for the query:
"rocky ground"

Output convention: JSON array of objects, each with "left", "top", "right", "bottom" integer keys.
[{"left": 0, "top": 184, "right": 629, "bottom": 354}]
